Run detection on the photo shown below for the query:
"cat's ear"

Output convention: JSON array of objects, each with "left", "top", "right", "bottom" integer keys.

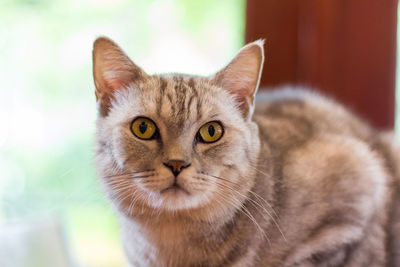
[
  {"left": 211, "top": 40, "right": 264, "bottom": 119},
  {"left": 92, "top": 36, "right": 148, "bottom": 116}
]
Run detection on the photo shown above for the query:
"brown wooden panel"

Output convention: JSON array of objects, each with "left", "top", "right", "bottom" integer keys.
[
  {"left": 246, "top": 0, "right": 299, "bottom": 86},
  {"left": 246, "top": 0, "right": 397, "bottom": 129}
]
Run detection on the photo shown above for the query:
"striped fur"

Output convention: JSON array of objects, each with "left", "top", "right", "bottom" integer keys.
[{"left": 93, "top": 38, "right": 400, "bottom": 266}]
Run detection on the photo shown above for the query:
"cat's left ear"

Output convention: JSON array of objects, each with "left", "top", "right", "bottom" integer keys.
[
  {"left": 211, "top": 40, "right": 264, "bottom": 119},
  {"left": 92, "top": 36, "right": 148, "bottom": 116}
]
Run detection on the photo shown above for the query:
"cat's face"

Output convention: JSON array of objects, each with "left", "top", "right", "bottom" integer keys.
[{"left": 93, "top": 37, "right": 264, "bottom": 219}]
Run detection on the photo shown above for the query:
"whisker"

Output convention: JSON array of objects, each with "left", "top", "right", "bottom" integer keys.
[
  {"left": 196, "top": 171, "right": 239, "bottom": 186},
  {"left": 213, "top": 190, "right": 270, "bottom": 245},
  {"left": 106, "top": 174, "right": 155, "bottom": 185},
  {"left": 246, "top": 190, "right": 279, "bottom": 220},
  {"left": 217, "top": 179, "right": 285, "bottom": 242},
  {"left": 198, "top": 171, "right": 278, "bottom": 216},
  {"left": 198, "top": 171, "right": 277, "bottom": 219},
  {"left": 198, "top": 171, "right": 280, "bottom": 218},
  {"left": 248, "top": 165, "right": 272, "bottom": 178},
  {"left": 112, "top": 185, "right": 136, "bottom": 205},
  {"left": 140, "top": 178, "right": 164, "bottom": 184},
  {"left": 245, "top": 165, "right": 282, "bottom": 221},
  {"left": 128, "top": 189, "right": 142, "bottom": 216},
  {"left": 102, "top": 169, "right": 155, "bottom": 179},
  {"left": 241, "top": 205, "right": 271, "bottom": 246},
  {"left": 196, "top": 174, "right": 286, "bottom": 242},
  {"left": 131, "top": 174, "right": 155, "bottom": 179},
  {"left": 106, "top": 180, "right": 133, "bottom": 187},
  {"left": 108, "top": 181, "right": 134, "bottom": 192}
]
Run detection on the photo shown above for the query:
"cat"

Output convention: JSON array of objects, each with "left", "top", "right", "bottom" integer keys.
[{"left": 92, "top": 36, "right": 400, "bottom": 266}]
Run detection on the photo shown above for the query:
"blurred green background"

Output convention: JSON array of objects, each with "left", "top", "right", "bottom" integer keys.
[{"left": 0, "top": 0, "right": 245, "bottom": 266}]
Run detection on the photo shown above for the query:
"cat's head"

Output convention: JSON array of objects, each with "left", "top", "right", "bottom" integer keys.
[{"left": 93, "top": 37, "right": 264, "bottom": 220}]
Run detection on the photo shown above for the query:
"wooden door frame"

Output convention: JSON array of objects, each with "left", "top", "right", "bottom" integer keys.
[{"left": 246, "top": 0, "right": 398, "bottom": 129}]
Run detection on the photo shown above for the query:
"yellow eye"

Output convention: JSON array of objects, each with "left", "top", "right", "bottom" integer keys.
[
  {"left": 131, "top": 117, "right": 157, "bottom": 140},
  {"left": 198, "top": 121, "right": 224, "bottom": 143}
]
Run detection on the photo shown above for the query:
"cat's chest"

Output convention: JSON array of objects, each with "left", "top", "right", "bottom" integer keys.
[{"left": 122, "top": 217, "right": 216, "bottom": 265}]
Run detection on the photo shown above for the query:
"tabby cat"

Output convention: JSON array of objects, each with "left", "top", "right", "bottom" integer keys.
[{"left": 93, "top": 37, "right": 400, "bottom": 266}]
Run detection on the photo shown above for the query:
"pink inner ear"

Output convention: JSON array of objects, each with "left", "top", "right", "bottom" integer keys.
[
  {"left": 104, "top": 76, "right": 127, "bottom": 92},
  {"left": 93, "top": 37, "right": 149, "bottom": 116},
  {"left": 99, "top": 61, "right": 137, "bottom": 93},
  {"left": 93, "top": 37, "right": 148, "bottom": 97},
  {"left": 221, "top": 79, "right": 253, "bottom": 116},
  {"left": 220, "top": 72, "right": 255, "bottom": 100},
  {"left": 211, "top": 41, "right": 264, "bottom": 118},
  {"left": 215, "top": 43, "right": 263, "bottom": 98}
]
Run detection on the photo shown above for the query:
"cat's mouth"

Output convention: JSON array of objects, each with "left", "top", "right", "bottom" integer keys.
[{"left": 160, "top": 183, "right": 191, "bottom": 195}]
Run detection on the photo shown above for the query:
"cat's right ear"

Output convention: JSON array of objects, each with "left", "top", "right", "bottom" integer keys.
[{"left": 92, "top": 37, "right": 148, "bottom": 116}]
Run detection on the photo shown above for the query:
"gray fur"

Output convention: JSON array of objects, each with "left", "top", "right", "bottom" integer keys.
[{"left": 93, "top": 37, "right": 400, "bottom": 266}]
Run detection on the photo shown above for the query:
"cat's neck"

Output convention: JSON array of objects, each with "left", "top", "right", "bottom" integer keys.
[
  {"left": 119, "top": 213, "right": 211, "bottom": 265},
  {"left": 118, "top": 196, "right": 263, "bottom": 266}
]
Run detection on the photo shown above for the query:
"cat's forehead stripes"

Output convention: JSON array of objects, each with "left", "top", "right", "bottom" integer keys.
[
  {"left": 155, "top": 77, "right": 167, "bottom": 116},
  {"left": 154, "top": 75, "right": 204, "bottom": 128}
]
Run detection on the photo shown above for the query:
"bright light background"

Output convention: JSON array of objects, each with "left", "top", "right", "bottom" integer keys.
[
  {"left": 396, "top": 2, "right": 400, "bottom": 135},
  {"left": 0, "top": 0, "right": 245, "bottom": 266}
]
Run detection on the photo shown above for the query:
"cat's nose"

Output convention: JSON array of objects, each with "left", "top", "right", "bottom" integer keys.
[{"left": 163, "top": 160, "right": 191, "bottom": 177}]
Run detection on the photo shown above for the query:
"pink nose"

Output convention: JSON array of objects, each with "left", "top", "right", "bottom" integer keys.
[{"left": 163, "top": 160, "right": 190, "bottom": 176}]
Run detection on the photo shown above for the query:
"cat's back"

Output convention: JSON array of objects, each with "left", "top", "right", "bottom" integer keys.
[
  {"left": 253, "top": 87, "right": 374, "bottom": 145},
  {"left": 253, "top": 88, "right": 400, "bottom": 266}
]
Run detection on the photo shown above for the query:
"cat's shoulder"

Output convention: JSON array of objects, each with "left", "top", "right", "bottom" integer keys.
[
  {"left": 253, "top": 87, "right": 388, "bottom": 199},
  {"left": 253, "top": 87, "right": 374, "bottom": 149}
]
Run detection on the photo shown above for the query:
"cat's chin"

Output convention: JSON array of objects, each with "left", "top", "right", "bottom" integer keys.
[
  {"left": 160, "top": 184, "right": 191, "bottom": 195},
  {"left": 151, "top": 187, "right": 208, "bottom": 212}
]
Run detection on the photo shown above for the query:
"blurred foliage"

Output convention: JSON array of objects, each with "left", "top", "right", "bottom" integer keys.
[{"left": 0, "top": 0, "right": 245, "bottom": 266}]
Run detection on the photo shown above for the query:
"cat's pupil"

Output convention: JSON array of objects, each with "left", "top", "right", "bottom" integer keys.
[
  {"left": 208, "top": 125, "right": 215, "bottom": 137},
  {"left": 139, "top": 122, "right": 147, "bottom": 134}
]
